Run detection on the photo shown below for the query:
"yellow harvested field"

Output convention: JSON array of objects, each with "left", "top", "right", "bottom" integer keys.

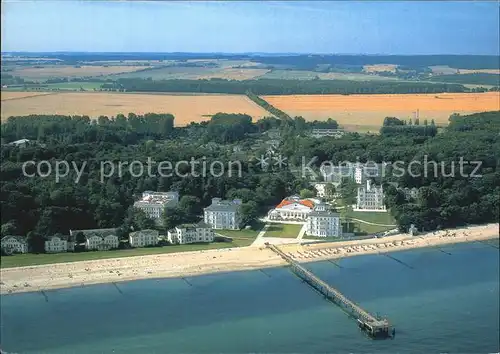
[
  {"left": 0, "top": 92, "right": 271, "bottom": 125},
  {"left": 1, "top": 91, "right": 56, "bottom": 101},
  {"left": 263, "top": 93, "right": 500, "bottom": 132},
  {"left": 363, "top": 64, "right": 398, "bottom": 73},
  {"left": 12, "top": 65, "right": 146, "bottom": 79},
  {"left": 458, "top": 69, "right": 500, "bottom": 75},
  {"left": 198, "top": 68, "right": 270, "bottom": 80}
]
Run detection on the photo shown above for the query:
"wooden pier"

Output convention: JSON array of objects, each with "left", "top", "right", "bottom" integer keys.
[{"left": 266, "top": 243, "right": 393, "bottom": 339}]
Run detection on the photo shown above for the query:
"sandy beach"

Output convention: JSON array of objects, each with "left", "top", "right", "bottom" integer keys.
[{"left": 1, "top": 223, "right": 498, "bottom": 295}]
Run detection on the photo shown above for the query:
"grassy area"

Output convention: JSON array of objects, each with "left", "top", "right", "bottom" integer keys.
[
  {"left": 343, "top": 210, "right": 396, "bottom": 225},
  {"left": 0, "top": 243, "right": 236, "bottom": 269},
  {"left": 353, "top": 223, "right": 394, "bottom": 235},
  {"left": 216, "top": 224, "right": 263, "bottom": 247},
  {"left": 264, "top": 223, "right": 302, "bottom": 238}
]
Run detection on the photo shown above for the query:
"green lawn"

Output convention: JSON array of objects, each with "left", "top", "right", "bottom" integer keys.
[
  {"left": 264, "top": 223, "right": 302, "bottom": 238},
  {"left": 0, "top": 243, "right": 236, "bottom": 269},
  {"left": 216, "top": 225, "right": 262, "bottom": 247},
  {"left": 353, "top": 223, "right": 395, "bottom": 235},
  {"left": 343, "top": 210, "right": 396, "bottom": 225}
]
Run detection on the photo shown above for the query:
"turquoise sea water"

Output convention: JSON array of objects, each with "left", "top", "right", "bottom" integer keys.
[{"left": 1, "top": 242, "right": 499, "bottom": 353}]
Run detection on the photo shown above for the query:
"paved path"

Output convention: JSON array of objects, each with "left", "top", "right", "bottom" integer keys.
[
  {"left": 251, "top": 224, "right": 271, "bottom": 246},
  {"left": 296, "top": 223, "right": 308, "bottom": 241}
]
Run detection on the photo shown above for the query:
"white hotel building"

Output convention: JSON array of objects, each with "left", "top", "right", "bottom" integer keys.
[
  {"left": 44, "top": 235, "right": 69, "bottom": 253},
  {"left": 167, "top": 222, "right": 214, "bottom": 245},
  {"left": 306, "top": 202, "right": 342, "bottom": 238},
  {"left": 204, "top": 198, "right": 242, "bottom": 230},
  {"left": 129, "top": 229, "right": 159, "bottom": 248},
  {"left": 134, "top": 191, "right": 179, "bottom": 221},
  {"left": 0, "top": 236, "right": 28, "bottom": 254}
]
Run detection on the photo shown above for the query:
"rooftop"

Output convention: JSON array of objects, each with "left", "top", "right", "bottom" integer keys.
[
  {"left": 276, "top": 197, "right": 315, "bottom": 209},
  {"left": 0, "top": 235, "right": 28, "bottom": 244}
]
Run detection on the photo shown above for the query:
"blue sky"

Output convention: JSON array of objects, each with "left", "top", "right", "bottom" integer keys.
[{"left": 1, "top": 1, "right": 499, "bottom": 54}]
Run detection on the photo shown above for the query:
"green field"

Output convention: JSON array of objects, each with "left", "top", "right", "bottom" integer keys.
[
  {"left": 0, "top": 242, "right": 237, "bottom": 268},
  {"left": 343, "top": 210, "right": 396, "bottom": 225},
  {"left": 109, "top": 66, "right": 219, "bottom": 80},
  {"left": 338, "top": 210, "right": 397, "bottom": 235},
  {"left": 261, "top": 69, "right": 400, "bottom": 81},
  {"left": 264, "top": 223, "right": 302, "bottom": 238},
  {"left": 216, "top": 225, "right": 263, "bottom": 247}
]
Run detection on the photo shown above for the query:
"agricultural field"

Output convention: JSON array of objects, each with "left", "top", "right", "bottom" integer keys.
[
  {"left": 197, "top": 68, "right": 270, "bottom": 80},
  {"left": 260, "top": 69, "right": 399, "bottom": 81},
  {"left": 263, "top": 92, "right": 500, "bottom": 132},
  {"left": 430, "top": 65, "right": 500, "bottom": 75},
  {"left": 0, "top": 92, "right": 270, "bottom": 124},
  {"left": 458, "top": 68, "right": 500, "bottom": 75},
  {"left": 8, "top": 65, "right": 147, "bottom": 81},
  {"left": 1, "top": 91, "right": 56, "bottom": 101},
  {"left": 110, "top": 64, "right": 269, "bottom": 80},
  {"left": 363, "top": 64, "right": 398, "bottom": 73}
]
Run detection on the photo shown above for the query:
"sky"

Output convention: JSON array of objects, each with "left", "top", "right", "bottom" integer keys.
[{"left": 1, "top": 1, "right": 499, "bottom": 55}]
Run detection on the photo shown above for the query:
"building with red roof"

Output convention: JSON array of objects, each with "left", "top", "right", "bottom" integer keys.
[{"left": 268, "top": 195, "right": 316, "bottom": 221}]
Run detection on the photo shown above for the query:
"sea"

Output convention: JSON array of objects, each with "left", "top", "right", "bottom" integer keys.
[{"left": 1, "top": 241, "right": 499, "bottom": 354}]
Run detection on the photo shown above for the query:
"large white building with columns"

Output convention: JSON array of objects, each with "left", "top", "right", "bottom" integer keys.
[{"left": 267, "top": 196, "right": 315, "bottom": 221}]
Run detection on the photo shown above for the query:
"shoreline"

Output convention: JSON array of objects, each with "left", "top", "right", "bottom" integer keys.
[{"left": 1, "top": 223, "right": 498, "bottom": 295}]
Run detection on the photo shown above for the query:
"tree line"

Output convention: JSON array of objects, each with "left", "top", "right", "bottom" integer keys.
[{"left": 115, "top": 78, "right": 468, "bottom": 95}]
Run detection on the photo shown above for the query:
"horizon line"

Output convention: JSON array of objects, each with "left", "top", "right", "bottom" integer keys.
[{"left": 2, "top": 51, "right": 499, "bottom": 56}]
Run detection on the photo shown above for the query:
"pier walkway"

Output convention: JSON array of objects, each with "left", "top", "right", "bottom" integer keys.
[{"left": 266, "top": 243, "right": 392, "bottom": 339}]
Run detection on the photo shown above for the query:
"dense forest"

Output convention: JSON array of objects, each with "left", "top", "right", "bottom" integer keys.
[
  {"left": 1, "top": 110, "right": 498, "bottom": 252},
  {"left": 429, "top": 73, "right": 500, "bottom": 86}
]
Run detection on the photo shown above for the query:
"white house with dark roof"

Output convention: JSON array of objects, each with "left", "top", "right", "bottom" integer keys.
[
  {"left": 129, "top": 229, "right": 159, "bottom": 248},
  {"left": 305, "top": 202, "right": 342, "bottom": 237},
  {"left": 69, "top": 228, "right": 119, "bottom": 251},
  {"left": 203, "top": 198, "right": 242, "bottom": 230},
  {"left": 0, "top": 235, "right": 28, "bottom": 254},
  {"left": 44, "top": 235, "right": 69, "bottom": 253},
  {"left": 167, "top": 222, "right": 214, "bottom": 245}
]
